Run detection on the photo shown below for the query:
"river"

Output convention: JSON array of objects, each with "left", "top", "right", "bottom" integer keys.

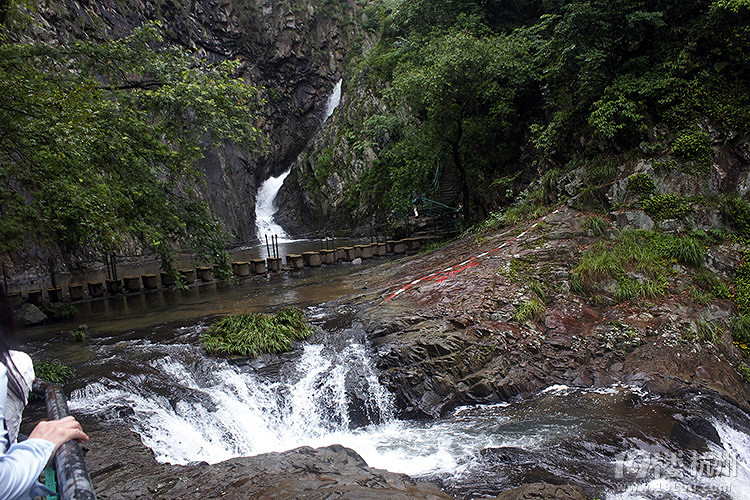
[{"left": 19, "top": 259, "right": 750, "bottom": 499}]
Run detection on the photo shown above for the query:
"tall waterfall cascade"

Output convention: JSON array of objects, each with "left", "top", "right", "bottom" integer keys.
[
  {"left": 254, "top": 168, "right": 293, "bottom": 241},
  {"left": 323, "top": 79, "right": 342, "bottom": 122},
  {"left": 254, "top": 79, "right": 343, "bottom": 242}
]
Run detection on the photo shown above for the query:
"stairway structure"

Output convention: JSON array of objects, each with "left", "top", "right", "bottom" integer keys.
[{"left": 411, "top": 162, "right": 461, "bottom": 237}]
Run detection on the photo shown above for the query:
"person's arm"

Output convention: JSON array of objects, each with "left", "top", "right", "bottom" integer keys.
[
  {"left": 0, "top": 364, "right": 88, "bottom": 499},
  {"left": 0, "top": 363, "right": 54, "bottom": 499},
  {"left": 0, "top": 438, "right": 56, "bottom": 499}
]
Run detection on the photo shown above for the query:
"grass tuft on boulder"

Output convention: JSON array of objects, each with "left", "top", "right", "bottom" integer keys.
[
  {"left": 201, "top": 308, "right": 313, "bottom": 357},
  {"left": 35, "top": 361, "right": 75, "bottom": 385}
]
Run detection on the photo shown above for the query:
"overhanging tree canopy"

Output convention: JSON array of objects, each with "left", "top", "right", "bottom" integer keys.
[{"left": 0, "top": 22, "right": 264, "bottom": 273}]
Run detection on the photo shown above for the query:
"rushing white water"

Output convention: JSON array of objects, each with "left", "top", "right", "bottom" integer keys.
[
  {"left": 254, "top": 168, "right": 292, "bottom": 242},
  {"left": 69, "top": 333, "right": 750, "bottom": 499},
  {"left": 253, "top": 79, "right": 343, "bottom": 242},
  {"left": 65, "top": 313, "right": 750, "bottom": 499},
  {"left": 69, "top": 328, "right": 396, "bottom": 465},
  {"left": 323, "top": 79, "right": 342, "bottom": 122},
  {"left": 609, "top": 418, "right": 750, "bottom": 500}
]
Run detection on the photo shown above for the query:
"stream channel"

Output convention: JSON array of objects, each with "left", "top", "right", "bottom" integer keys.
[{"left": 19, "top": 257, "right": 750, "bottom": 499}]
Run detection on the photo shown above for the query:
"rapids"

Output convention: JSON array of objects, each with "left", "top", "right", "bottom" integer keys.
[
  {"left": 19, "top": 255, "right": 750, "bottom": 499},
  {"left": 25, "top": 301, "right": 750, "bottom": 499}
]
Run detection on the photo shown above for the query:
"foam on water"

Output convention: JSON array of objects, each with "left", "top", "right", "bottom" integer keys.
[{"left": 68, "top": 336, "right": 750, "bottom": 498}]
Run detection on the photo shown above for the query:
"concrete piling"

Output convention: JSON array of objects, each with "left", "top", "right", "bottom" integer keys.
[
  {"left": 68, "top": 284, "right": 84, "bottom": 301},
  {"left": 88, "top": 281, "right": 104, "bottom": 297},
  {"left": 302, "top": 251, "right": 322, "bottom": 267},
  {"left": 159, "top": 272, "right": 173, "bottom": 287},
  {"left": 7, "top": 292, "right": 22, "bottom": 306},
  {"left": 251, "top": 259, "right": 266, "bottom": 274},
  {"left": 354, "top": 244, "right": 374, "bottom": 259},
  {"left": 47, "top": 286, "right": 62, "bottom": 303},
  {"left": 392, "top": 240, "right": 408, "bottom": 254},
  {"left": 286, "top": 254, "right": 304, "bottom": 270},
  {"left": 233, "top": 261, "right": 251, "bottom": 277},
  {"left": 178, "top": 268, "right": 196, "bottom": 285},
  {"left": 104, "top": 279, "right": 122, "bottom": 297},
  {"left": 7, "top": 236, "right": 436, "bottom": 305},
  {"left": 197, "top": 267, "right": 214, "bottom": 282},
  {"left": 142, "top": 274, "right": 159, "bottom": 290},
  {"left": 320, "top": 249, "right": 335, "bottom": 264},
  {"left": 267, "top": 257, "right": 281, "bottom": 272},
  {"left": 404, "top": 238, "right": 422, "bottom": 253},
  {"left": 123, "top": 276, "right": 141, "bottom": 293},
  {"left": 27, "top": 289, "right": 43, "bottom": 306}
]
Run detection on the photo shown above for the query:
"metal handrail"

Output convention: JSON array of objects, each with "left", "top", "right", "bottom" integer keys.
[
  {"left": 31, "top": 380, "right": 97, "bottom": 500},
  {"left": 417, "top": 197, "right": 459, "bottom": 213}
]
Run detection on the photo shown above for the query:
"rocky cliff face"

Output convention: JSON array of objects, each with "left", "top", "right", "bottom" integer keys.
[
  {"left": 4, "top": 0, "right": 370, "bottom": 290},
  {"left": 275, "top": 66, "right": 390, "bottom": 237},
  {"left": 13, "top": 0, "right": 367, "bottom": 245}
]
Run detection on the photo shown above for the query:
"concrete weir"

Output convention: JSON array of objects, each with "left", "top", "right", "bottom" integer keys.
[
  {"left": 232, "top": 261, "right": 251, "bottom": 277},
  {"left": 11, "top": 237, "right": 432, "bottom": 304},
  {"left": 320, "top": 249, "right": 335, "bottom": 264},
  {"left": 250, "top": 259, "right": 266, "bottom": 274}
]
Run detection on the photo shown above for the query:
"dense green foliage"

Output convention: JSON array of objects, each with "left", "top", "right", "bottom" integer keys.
[
  {"left": 352, "top": 0, "right": 749, "bottom": 224},
  {"left": 0, "top": 20, "right": 263, "bottom": 273},
  {"left": 39, "top": 302, "right": 77, "bottom": 321},
  {"left": 734, "top": 260, "right": 750, "bottom": 314},
  {"left": 35, "top": 360, "right": 75, "bottom": 385},
  {"left": 641, "top": 194, "right": 692, "bottom": 221},
  {"left": 627, "top": 174, "right": 657, "bottom": 198},
  {"left": 721, "top": 195, "right": 750, "bottom": 241},
  {"left": 202, "top": 308, "right": 313, "bottom": 357}
]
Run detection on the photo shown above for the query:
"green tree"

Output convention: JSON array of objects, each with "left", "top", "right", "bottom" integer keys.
[
  {"left": 0, "top": 22, "right": 264, "bottom": 275},
  {"left": 388, "top": 28, "right": 533, "bottom": 219}
]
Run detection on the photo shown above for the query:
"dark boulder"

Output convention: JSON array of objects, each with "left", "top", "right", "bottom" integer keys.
[
  {"left": 84, "top": 426, "right": 452, "bottom": 499},
  {"left": 670, "top": 414, "right": 722, "bottom": 450}
]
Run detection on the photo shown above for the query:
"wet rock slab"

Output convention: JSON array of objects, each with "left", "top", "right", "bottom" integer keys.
[
  {"left": 86, "top": 426, "right": 450, "bottom": 499},
  {"left": 362, "top": 205, "right": 750, "bottom": 420}
]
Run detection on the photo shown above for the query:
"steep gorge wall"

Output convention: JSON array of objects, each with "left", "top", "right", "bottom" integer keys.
[
  {"left": 5, "top": 0, "right": 369, "bottom": 290},
  {"left": 275, "top": 66, "right": 390, "bottom": 237}
]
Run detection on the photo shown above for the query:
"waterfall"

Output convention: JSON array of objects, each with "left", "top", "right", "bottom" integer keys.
[
  {"left": 254, "top": 168, "right": 292, "bottom": 242},
  {"left": 323, "top": 79, "right": 342, "bottom": 122},
  {"left": 69, "top": 322, "right": 394, "bottom": 466},
  {"left": 254, "top": 79, "right": 343, "bottom": 242},
  {"left": 68, "top": 325, "right": 750, "bottom": 498}
]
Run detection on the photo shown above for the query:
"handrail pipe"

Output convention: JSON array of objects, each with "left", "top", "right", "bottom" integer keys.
[{"left": 31, "top": 379, "right": 97, "bottom": 500}]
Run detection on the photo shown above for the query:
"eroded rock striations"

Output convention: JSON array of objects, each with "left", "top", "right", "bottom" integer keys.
[{"left": 359, "top": 206, "right": 750, "bottom": 420}]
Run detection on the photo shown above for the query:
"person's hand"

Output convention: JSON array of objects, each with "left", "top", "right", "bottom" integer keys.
[{"left": 28, "top": 416, "right": 89, "bottom": 451}]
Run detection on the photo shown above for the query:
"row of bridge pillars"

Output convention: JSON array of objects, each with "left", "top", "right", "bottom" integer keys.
[{"left": 8, "top": 238, "right": 425, "bottom": 306}]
